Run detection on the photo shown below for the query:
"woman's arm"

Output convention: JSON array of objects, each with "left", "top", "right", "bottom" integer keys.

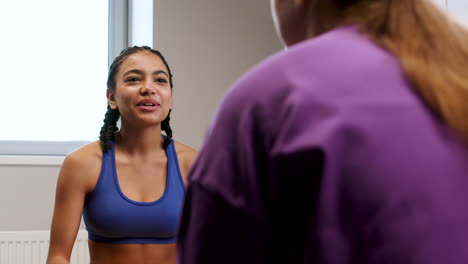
[{"left": 47, "top": 146, "right": 100, "bottom": 264}]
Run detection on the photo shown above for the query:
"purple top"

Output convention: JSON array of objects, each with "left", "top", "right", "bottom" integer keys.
[{"left": 177, "top": 26, "right": 468, "bottom": 263}]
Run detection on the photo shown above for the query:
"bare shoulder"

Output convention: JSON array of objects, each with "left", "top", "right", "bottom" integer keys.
[
  {"left": 64, "top": 141, "right": 102, "bottom": 169},
  {"left": 59, "top": 141, "right": 103, "bottom": 192},
  {"left": 173, "top": 140, "right": 198, "bottom": 165},
  {"left": 173, "top": 140, "right": 198, "bottom": 182}
]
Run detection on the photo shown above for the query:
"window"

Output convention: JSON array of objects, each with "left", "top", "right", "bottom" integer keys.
[{"left": 0, "top": 0, "right": 153, "bottom": 156}]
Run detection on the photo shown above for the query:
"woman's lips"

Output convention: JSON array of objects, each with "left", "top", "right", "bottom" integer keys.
[
  {"left": 137, "top": 104, "right": 159, "bottom": 111},
  {"left": 136, "top": 99, "right": 159, "bottom": 111}
]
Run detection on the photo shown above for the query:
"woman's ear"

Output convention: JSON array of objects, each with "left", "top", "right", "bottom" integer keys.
[{"left": 107, "top": 89, "right": 118, "bottom": 110}]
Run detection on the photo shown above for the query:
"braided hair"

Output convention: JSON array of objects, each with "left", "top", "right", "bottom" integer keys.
[{"left": 99, "top": 46, "right": 174, "bottom": 152}]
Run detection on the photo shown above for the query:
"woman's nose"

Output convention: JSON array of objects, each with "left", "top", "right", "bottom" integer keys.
[{"left": 140, "top": 81, "right": 156, "bottom": 95}]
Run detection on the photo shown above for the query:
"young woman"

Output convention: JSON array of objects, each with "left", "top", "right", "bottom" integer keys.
[
  {"left": 178, "top": 0, "right": 468, "bottom": 263},
  {"left": 47, "top": 46, "right": 197, "bottom": 264}
]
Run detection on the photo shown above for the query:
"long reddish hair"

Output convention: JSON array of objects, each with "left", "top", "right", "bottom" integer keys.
[{"left": 311, "top": 0, "right": 468, "bottom": 142}]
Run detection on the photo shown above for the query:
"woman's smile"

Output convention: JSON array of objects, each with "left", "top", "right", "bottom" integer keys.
[{"left": 136, "top": 98, "right": 160, "bottom": 112}]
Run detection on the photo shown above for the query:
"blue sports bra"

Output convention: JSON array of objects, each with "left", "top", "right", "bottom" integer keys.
[{"left": 82, "top": 139, "right": 185, "bottom": 244}]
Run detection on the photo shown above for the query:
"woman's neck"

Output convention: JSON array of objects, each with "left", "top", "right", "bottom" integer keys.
[{"left": 115, "top": 124, "right": 165, "bottom": 157}]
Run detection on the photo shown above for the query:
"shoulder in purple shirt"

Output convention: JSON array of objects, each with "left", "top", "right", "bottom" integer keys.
[{"left": 177, "top": 26, "right": 468, "bottom": 264}]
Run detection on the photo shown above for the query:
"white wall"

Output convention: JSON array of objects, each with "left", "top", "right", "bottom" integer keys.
[
  {"left": 432, "top": 0, "right": 468, "bottom": 26},
  {"left": 0, "top": 0, "right": 281, "bottom": 231},
  {"left": 0, "top": 164, "right": 59, "bottom": 230},
  {"left": 153, "top": 0, "right": 282, "bottom": 150},
  {"left": 448, "top": 0, "right": 468, "bottom": 26}
]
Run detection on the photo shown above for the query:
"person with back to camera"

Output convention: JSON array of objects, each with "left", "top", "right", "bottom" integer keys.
[
  {"left": 46, "top": 46, "right": 197, "bottom": 264},
  {"left": 177, "top": 0, "right": 468, "bottom": 263}
]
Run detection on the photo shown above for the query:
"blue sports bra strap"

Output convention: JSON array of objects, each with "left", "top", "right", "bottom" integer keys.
[
  {"left": 167, "top": 139, "right": 175, "bottom": 158},
  {"left": 169, "top": 139, "right": 185, "bottom": 190}
]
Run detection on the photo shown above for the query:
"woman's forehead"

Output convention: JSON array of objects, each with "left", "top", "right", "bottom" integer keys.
[{"left": 120, "top": 51, "right": 167, "bottom": 72}]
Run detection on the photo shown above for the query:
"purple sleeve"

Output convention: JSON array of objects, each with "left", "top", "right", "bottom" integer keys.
[
  {"left": 176, "top": 62, "right": 327, "bottom": 263},
  {"left": 177, "top": 152, "right": 324, "bottom": 264},
  {"left": 177, "top": 182, "right": 276, "bottom": 263},
  {"left": 176, "top": 83, "right": 280, "bottom": 263}
]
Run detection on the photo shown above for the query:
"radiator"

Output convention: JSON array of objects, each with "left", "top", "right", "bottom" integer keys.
[{"left": 0, "top": 230, "right": 89, "bottom": 264}]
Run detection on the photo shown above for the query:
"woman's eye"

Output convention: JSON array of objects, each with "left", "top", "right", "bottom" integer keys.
[
  {"left": 156, "top": 78, "right": 168, "bottom": 83},
  {"left": 126, "top": 77, "right": 140, "bottom": 82}
]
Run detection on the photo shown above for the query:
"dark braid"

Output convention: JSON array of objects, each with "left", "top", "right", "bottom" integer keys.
[
  {"left": 99, "top": 105, "right": 120, "bottom": 151},
  {"left": 161, "top": 109, "right": 173, "bottom": 149},
  {"left": 99, "top": 45, "right": 175, "bottom": 152}
]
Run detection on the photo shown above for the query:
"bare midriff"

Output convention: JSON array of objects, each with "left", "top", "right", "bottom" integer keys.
[{"left": 88, "top": 241, "right": 176, "bottom": 264}]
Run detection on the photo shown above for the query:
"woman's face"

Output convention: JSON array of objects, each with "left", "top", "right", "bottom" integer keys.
[
  {"left": 108, "top": 51, "right": 172, "bottom": 128},
  {"left": 270, "top": 0, "right": 309, "bottom": 47}
]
